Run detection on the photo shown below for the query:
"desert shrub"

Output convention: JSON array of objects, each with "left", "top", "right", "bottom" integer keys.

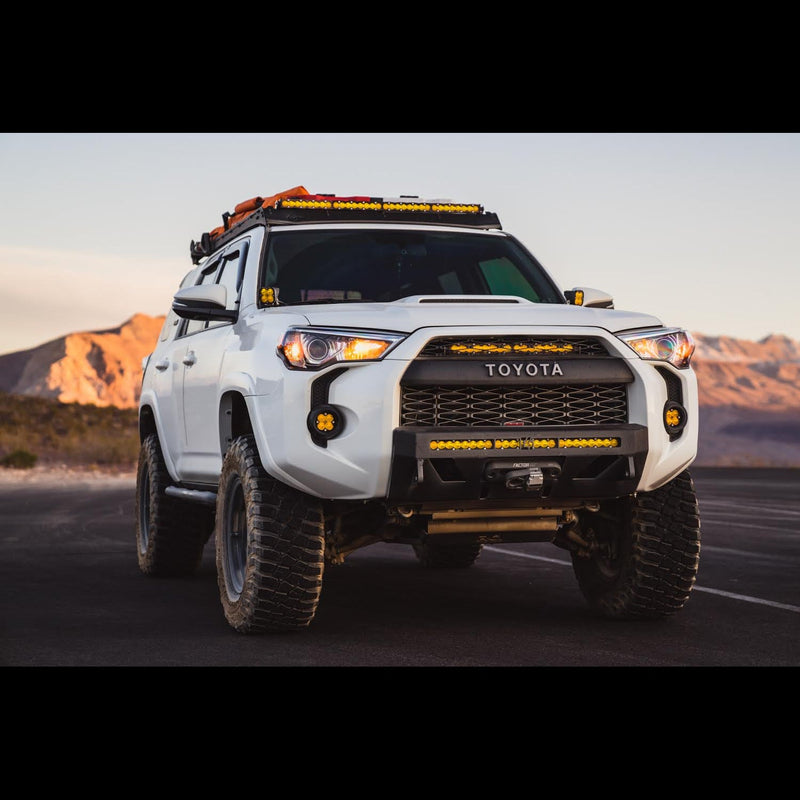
[
  {"left": 1, "top": 449, "right": 38, "bottom": 469},
  {"left": 0, "top": 392, "right": 139, "bottom": 469}
]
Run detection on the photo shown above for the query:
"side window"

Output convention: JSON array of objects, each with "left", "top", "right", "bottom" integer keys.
[
  {"left": 178, "top": 239, "right": 249, "bottom": 337},
  {"left": 206, "top": 248, "right": 244, "bottom": 330},
  {"left": 182, "top": 258, "right": 222, "bottom": 336},
  {"left": 160, "top": 270, "right": 197, "bottom": 342}
]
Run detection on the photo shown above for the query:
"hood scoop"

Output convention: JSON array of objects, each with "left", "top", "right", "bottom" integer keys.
[{"left": 399, "top": 295, "right": 528, "bottom": 305}]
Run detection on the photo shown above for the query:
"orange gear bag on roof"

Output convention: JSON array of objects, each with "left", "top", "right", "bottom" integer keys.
[
  {"left": 207, "top": 186, "right": 311, "bottom": 240},
  {"left": 192, "top": 186, "right": 311, "bottom": 262}
]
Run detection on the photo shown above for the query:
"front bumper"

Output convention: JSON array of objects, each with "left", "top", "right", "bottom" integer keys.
[
  {"left": 388, "top": 424, "right": 648, "bottom": 507},
  {"left": 247, "top": 325, "right": 697, "bottom": 500}
]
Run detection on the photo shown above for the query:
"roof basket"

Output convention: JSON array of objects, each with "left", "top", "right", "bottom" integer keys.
[{"left": 190, "top": 187, "right": 501, "bottom": 263}]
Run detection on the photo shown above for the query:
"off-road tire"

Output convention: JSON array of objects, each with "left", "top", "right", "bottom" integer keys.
[
  {"left": 216, "top": 435, "right": 325, "bottom": 633},
  {"left": 135, "top": 434, "right": 214, "bottom": 576},
  {"left": 571, "top": 469, "right": 701, "bottom": 619},
  {"left": 413, "top": 538, "right": 483, "bottom": 568}
]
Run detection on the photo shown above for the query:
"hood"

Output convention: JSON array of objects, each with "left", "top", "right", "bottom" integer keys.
[{"left": 295, "top": 295, "right": 664, "bottom": 335}]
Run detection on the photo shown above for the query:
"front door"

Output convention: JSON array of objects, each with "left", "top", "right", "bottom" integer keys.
[{"left": 180, "top": 242, "right": 247, "bottom": 483}]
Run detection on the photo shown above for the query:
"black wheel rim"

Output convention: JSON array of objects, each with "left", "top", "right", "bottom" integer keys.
[
  {"left": 224, "top": 477, "right": 247, "bottom": 600},
  {"left": 594, "top": 541, "right": 620, "bottom": 579},
  {"left": 582, "top": 507, "right": 623, "bottom": 581},
  {"left": 138, "top": 469, "right": 150, "bottom": 555}
]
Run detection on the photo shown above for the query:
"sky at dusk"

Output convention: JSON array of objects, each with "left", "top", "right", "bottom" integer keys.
[{"left": 1, "top": 131, "right": 798, "bottom": 355}]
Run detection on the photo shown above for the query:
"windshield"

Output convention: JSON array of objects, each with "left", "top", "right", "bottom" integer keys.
[{"left": 260, "top": 228, "right": 564, "bottom": 305}]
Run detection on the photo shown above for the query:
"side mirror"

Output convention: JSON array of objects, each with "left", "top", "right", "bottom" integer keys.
[
  {"left": 172, "top": 284, "right": 237, "bottom": 321},
  {"left": 564, "top": 287, "right": 614, "bottom": 309}
]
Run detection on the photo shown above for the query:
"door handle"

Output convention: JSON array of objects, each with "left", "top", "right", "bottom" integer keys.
[
  {"left": 182, "top": 351, "right": 197, "bottom": 367},
  {"left": 155, "top": 358, "right": 170, "bottom": 371}
]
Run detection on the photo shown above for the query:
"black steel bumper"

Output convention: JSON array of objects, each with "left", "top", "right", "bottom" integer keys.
[{"left": 387, "top": 424, "right": 648, "bottom": 506}]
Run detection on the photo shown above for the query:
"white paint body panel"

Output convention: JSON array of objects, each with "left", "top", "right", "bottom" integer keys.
[{"left": 139, "top": 223, "right": 698, "bottom": 498}]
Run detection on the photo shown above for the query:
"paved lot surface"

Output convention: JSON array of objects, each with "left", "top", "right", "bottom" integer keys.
[{"left": 1, "top": 467, "right": 797, "bottom": 667}]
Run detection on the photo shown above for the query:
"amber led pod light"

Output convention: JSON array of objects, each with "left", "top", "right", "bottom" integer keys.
[
  {"left": 663, "top": 401, "right": 688, "bottom": 436},
  {"left": 307, "top": 405, "right": 342, "bottom": 440}
]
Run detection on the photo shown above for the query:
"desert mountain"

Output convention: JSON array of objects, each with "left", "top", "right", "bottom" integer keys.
[
  {"left": 0, "top": 314, "right": 165, "bottom": 409},
  {"left": 691, "top": 333, "right": 800, "bottom": 466},
  {"left": 692, "top": 333, "right": 800, "bottom": 410},
  {"left": 0, "top": 317, "right": 797, "bottom": 466}
]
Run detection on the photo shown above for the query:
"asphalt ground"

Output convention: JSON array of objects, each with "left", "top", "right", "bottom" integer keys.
[{"left": 1, "top": 466, "right": 797, "bottom": 668}]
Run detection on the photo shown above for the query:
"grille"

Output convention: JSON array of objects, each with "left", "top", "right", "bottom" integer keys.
[
  {"left": 418, "top": 336, "right": 609, "bottom": 358},
  {"left": 401, "top": 384, "right": 628, "bottom": 427}
]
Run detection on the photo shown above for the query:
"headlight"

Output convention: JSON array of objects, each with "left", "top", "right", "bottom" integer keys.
[
  {"left": 617, "top": 328, "right": 695, "bottom": 369},
  {"left": 279, "top": 327, "right": 405, "bottom": 370}
]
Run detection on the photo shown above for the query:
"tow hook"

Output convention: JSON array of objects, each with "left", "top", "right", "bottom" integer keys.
[
  {"left": 484, "top": 460, "right": 561, "bottom": 495},
  {"left": 505, "top": 466, "right": 544, "bottom": 491}
]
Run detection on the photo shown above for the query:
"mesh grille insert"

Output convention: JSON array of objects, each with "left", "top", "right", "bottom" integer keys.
[{"left": 401, "top": 384, "right": 628, "bottom": 427}]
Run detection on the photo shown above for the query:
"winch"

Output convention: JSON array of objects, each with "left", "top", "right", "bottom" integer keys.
[{"left": 484, "top": 460, "right": 562, "bottom": 496}]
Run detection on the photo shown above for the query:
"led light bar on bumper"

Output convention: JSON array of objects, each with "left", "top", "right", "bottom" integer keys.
[
  {"left": 617, "top": 328, "right": 695, "bottom": 369},
  {"left": 279, "top": 327, "right": 405, "bottom": 370}
]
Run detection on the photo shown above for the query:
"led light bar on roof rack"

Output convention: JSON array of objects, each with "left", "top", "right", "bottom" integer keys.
[
  {"left": 277, "top": 195, "right": 483, "bottom": 214},
  {"left": 191, "top": 189, "right": 500, "bottom": 264}
]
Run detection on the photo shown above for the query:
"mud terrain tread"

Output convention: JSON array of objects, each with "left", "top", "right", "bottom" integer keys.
[
  {"left": 573, "top": 470, "right": 701, "bottom": 619},
  {"left": 136, "top": 434, "right": 214, "bottom": 577},
  {"left": 216, "top": 435, "right": 325, "bottom": 633}
]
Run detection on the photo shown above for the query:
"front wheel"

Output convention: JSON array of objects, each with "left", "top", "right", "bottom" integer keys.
[
  {"left": 571, "top": 469, "right": 701, "bottom": 619},
  {"left": 215, "top": 435, "right": 325, "bottom": 633}
]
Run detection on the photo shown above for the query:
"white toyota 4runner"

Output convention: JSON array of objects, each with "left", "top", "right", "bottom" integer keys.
[{"left": 136, "top": 188, "right": 701, "bottom": 634}]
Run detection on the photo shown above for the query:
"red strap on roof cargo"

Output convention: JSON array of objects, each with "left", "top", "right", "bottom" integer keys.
[{"left": 291, "top": 195, "right": 375, "bottom": 203}]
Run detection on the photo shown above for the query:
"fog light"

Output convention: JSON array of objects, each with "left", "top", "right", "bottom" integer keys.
[
  {"left": 308, "top": 405, "right": 342, "bottom": 441},
  {"left": 664, "top": 401, "right": 687, "bottom": 435}
]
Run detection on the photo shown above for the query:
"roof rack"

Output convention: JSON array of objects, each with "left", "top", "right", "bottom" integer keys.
[{"left": 190, "top": 187, "right": 502, "bottom": 263}]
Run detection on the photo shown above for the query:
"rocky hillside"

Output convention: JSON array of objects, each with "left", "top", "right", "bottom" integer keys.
[
  {"left": 692, "top": 333, "right": 800, "bottom": 409},
  {"left": 0, "top": 314, "right": 164, "bottom": 409},
  {"left": 692, "top": 333, "right": 800, "bottom": 467},
  {"left": 0, "top": 317, "right": 797, "bottom": 467}
]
